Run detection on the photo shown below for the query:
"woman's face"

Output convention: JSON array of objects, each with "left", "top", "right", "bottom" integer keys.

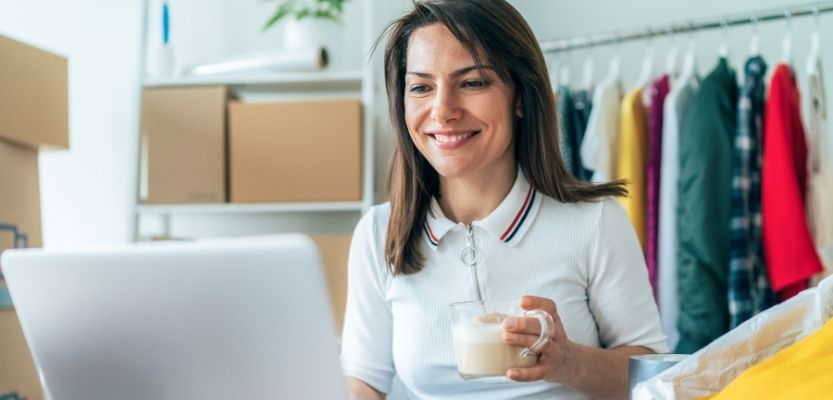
[{"left": 404, "top": 23, "right": 517, "bottom": 181}]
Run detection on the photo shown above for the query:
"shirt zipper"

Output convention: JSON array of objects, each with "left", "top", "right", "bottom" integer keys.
[{"left": 462, "top": 223, "right": 483, "bottom": 301}]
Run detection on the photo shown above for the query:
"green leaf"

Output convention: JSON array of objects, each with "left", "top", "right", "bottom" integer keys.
[
  {"left": 263, "top": 0, "right": 346, "bottom": 26},
  {"left": 318, "top": 0, "right": 346, "bottom": 13},
  {"left": 262, "top": 1, "right": 296, "bottom": 32}
]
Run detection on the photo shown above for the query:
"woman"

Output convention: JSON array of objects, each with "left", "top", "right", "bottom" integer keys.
[{"left": 341, "top": 1, "right": 667, "bottom": 399}]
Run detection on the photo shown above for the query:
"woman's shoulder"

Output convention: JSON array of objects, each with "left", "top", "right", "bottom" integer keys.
[
  {"left": 353, "top": 202, "right": 392, "bottom": 240},
  {"left": 538, "top": 193, "right": 624, "bottom": 222}
]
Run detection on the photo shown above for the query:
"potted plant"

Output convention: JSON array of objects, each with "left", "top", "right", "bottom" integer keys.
[{"left": 263, "top": 0, "right": 349, "bottom": 68}]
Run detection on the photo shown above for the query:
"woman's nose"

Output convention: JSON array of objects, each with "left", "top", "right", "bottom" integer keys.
[{"left": 430, "top": 86, "right": 462, "bottom": 123}]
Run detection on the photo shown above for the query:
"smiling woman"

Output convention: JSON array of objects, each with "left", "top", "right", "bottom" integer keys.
[
  {"left": 340, "top": 1, "right": 668, "bottom": 399},
  {"left": 404, "top": 25, "right": 517, "bottom": 194}
]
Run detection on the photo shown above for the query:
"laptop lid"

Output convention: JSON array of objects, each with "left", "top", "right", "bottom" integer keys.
[{"left": 1, "top": 234, "right": 348, "bottom": 400}]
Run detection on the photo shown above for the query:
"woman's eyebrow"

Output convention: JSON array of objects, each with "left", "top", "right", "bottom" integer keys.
[{"left": 406, "top": 65, "right": 496, "bottom": 79}]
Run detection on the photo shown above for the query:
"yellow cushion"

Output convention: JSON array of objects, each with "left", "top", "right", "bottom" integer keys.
[{"left": 705, "top": 318, "right": 833, "bottom": 399}]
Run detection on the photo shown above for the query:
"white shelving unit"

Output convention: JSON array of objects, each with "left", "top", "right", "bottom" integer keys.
[
  {"left": 143, "top": 70, "right": 363, "bottom": 88},
  {"left": 136, "top": 201, "right": 365, "bottom": 215},
  {"left": 133, "top": 0, "right": 376, "bottom": 240}
]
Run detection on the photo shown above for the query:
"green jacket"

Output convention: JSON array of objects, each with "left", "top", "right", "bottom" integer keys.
[{"left": 675, "top": 58, "right": 737, "bottom": 353}]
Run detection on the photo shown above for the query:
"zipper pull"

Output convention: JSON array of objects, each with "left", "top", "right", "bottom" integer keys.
[
  {"left": 459, "top": 224, "right": 479, "bottom": 266},
  {"left": 460, "top": 224, "right": 483, "bottom": 301}
]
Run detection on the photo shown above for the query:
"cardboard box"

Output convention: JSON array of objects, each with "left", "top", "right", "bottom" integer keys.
[
  {"left": 141, "top": 86, "right": 230, "bottom": 204},
  {"left": 0, "top": 34, "right": 68, "bottom": 150},
  {"left": 229, "top": 99, "right": 362, "bottom": 202},
  {"left": 0, "top": 141, "right": 42, "bottom": 291},
  {"left": 310, "top": 234, "right": 352, "bottom": 334},
  {"left": 0, "top": 141, "right": 43, "bottom": 400}
]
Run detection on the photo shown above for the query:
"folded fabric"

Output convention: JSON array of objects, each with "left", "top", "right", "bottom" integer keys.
[{"left": 704, "top": 317, "right": 833, "bottom": 399}]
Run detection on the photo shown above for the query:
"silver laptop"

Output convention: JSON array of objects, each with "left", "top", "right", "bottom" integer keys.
[{"left": 1, "top": 234, "right": 349, "bottom": 400}]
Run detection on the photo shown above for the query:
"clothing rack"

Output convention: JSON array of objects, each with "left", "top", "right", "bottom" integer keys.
[{"left": 540, "top": 1, "right": 833, "bottom": 53}]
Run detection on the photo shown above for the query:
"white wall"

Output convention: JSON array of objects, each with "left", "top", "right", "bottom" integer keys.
[
  {"left": 4, "top": 0, "right": 828, "bottom": 246},
  {"left": 0, "top": 0, "right": 144, "bottom": 248}
]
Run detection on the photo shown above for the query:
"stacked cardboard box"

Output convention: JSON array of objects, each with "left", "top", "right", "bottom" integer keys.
[
  {"left": 229, "top": 98, "right": 362, "bottom": 202},
  {"left": 0, "top": 33, "right": 68, "bottom": 400},
  {"left": 310, "top": 234, "right": 352, "bottom": 335},
  {"left": 141, "top": 86, "right": 231, "bottom": 204},
  {"left": 141, "top": 93, "right": 363, "bottom": 204}
]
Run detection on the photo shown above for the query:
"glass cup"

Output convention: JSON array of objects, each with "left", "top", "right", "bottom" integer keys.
[{"left": 449, "top": 300, "right": 554, "bottom": 383}]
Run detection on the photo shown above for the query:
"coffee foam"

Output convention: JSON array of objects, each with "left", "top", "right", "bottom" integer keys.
[{"left": 452, "top": 316, "right": 506, "bottom": 343}]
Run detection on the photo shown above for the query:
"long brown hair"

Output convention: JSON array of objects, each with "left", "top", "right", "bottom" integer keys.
[{"left": 381, "top": 0, "right": 627, "bottom": 276}]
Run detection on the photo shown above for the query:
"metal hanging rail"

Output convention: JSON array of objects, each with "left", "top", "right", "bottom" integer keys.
[{"left": 540, "top": 1, "right": 833, "bottom": 53}]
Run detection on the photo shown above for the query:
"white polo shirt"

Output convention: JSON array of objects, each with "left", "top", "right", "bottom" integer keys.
[{"left": 340, "top": 172, "right": 668, "bottom": 399}]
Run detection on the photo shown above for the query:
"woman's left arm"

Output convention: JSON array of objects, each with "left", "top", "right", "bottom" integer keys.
[{"left": 503, "top": 295, "right": 654, "bottom": 400}]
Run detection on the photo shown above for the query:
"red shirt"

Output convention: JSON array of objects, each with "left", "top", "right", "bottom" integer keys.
[{"left": 762, "top": 64, "right": 823, "bottom": 301}]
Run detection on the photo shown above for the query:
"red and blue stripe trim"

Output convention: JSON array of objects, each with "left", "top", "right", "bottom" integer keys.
[
  {"left": 424, "top": 221, "right": 440, "bottom": 247},
  {"left": 499, "top": 186, "right": 536, "bottom": 243}
]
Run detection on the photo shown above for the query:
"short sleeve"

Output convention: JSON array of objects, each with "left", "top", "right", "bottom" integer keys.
[
  {"left": 339, "top": 206, "right": 396, "bottom": 393},
  {"left": 587, "top": 199, "right": 669, "bottom": 353}
]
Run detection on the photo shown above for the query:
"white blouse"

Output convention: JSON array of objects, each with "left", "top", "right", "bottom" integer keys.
[{"left": 341, "top": 173, "right": 668, "bottom": 399}]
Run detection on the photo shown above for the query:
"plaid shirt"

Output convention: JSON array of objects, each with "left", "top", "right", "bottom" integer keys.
[
  {"left": 556, "top": 85, "right": 576, "bottom": 176},
  {"left": 728, "top": 56, "right": 776, "bottom": 328}
]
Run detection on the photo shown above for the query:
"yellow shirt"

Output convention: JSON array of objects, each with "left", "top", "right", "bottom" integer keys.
[
  {"left": 616, "top": 88, "right": 648, "bottom": 249},
  {"left": 705, "top": 318, "right": 833, "bottom": 399}
]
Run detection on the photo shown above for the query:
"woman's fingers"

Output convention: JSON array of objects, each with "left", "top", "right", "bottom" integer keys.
[
  {"left": 520, "top": 295, "right": 558, "bottom": 317},
  {"left": 507, "top": 364, "right": 550, "bottom": 382},
  {"left": 503, "top": 316, "right": 542, "bottom": 335},
  {"left": 502, "top": 331, "right": 542, "bottom": 348}
]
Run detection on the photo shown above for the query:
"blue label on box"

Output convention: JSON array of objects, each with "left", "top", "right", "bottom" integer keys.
[
  {"left": 0, "top": 285, "right": 12, "bottom": 309},
  {"left": 1, "top": 223, "right": 31, "bottom": 308}
]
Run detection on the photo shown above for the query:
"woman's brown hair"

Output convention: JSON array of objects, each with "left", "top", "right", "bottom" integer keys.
[{"left": 381, "top": 0, "right": 627, "bottom": 276}]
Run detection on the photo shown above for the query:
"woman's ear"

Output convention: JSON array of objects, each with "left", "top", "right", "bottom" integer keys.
[{"left": 515, "top": 98, "right": 523, "bottom": 118}]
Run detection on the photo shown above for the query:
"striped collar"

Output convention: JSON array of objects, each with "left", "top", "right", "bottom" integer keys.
[{"left": 424, "top": 172, "right": 541, "bottom": 250}]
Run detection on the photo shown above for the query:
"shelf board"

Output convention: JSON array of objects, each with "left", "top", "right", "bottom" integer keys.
[
  {"left": 143, "top": 70, "right": 363, "bottom": 89},
  {"left": 136, "top": 201, "right": 365, "bottom": 215}
]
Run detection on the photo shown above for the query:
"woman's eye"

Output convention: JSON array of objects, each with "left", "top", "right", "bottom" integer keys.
[
  {"left": 409, "top": 84, "right": 430, "bottom": 94},
  {"left": 463, "top": 80, "right": 489, "bottom": 88}
]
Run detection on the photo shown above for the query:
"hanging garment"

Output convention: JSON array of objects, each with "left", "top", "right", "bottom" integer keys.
[
  {"left": 581, "top": 78, "right": 623, "bottom": 183},
  {"left": 704, "top": 318, "right": 833, "bottom": 400},
  {"left": 675, "top": 58, "right": 737, "bottom": 354},
  {"left": 571, "top": 89, "right": 594, "bottom": 180},
  {"left": 556, "top": 85, "right": 576, "bottom": 176},
  {"left": 615, "top": 88, "right": 648, "bottom": 251},
  {"left": 806, "top": 58, "right": 833, "bottom": 284},
  {"left": 658, "top": 74, "right": 699, "bottom": 350},
  {"left": 762, "top": 64, "right": 824, "bottom": 302},
  {"left": 728, "top": 56, "right": 776, "bottom": 329},
  {"left": 646, "top": 74, "right": 670, "bottom": 299}
]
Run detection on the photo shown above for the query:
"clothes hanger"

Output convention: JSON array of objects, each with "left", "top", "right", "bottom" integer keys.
[
  {"left": 717, "top": 17, "right": 731, "bottom": 59},
  {"left": 581, "top": 47, "right": 595, "bottom": 91},
  {"left": 780, "top": 10, "right": 793, "bottom": 66},
  {"left": 665, "top": 26, "right": 679, "bottom": 78},
  {"left": 749, "top": 15, "right": 760, "bottom": 57},
  {"left": 606, "top": 32, "right": 622, "bottom": 83},
  {"left": 807, "top": 5, "right": 821, "bottom": 76},
  {"left": 633, "top": 28, "right": 655, "bottom": 90},
  {"left": 559, "top": 40, "right": 571, "bottom": 87},
  {"left": 678, "top": 21, "right": 698, "bottom": 86}
]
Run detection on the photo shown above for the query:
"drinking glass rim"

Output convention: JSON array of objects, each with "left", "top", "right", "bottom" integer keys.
[{"left": 448, "top": 299, "right": 520, "bottom": 309}]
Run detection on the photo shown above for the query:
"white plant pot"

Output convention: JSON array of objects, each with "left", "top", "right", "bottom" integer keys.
[{"left": 283, "top": 18, "right": 342, "bottom": 69}]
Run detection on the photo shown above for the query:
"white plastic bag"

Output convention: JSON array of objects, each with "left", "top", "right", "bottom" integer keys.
[{"left": 633, "top": 275, "right": 833, "bottom": 399}]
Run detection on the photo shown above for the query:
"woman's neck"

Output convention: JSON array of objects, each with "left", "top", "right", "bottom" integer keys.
[{"left": 437, "top": 164, "right": 517, "bottom": 224}]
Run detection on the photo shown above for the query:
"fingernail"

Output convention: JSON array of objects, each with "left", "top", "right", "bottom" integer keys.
[
  {"left": 504, "top": 318, "right": 516, "bottom": 329},
  {"left": 507, "top": 369, "right": 519, "bottom": 379},
  {"left": 503, "top": 332, "right": 516, "bottom": 343}
]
